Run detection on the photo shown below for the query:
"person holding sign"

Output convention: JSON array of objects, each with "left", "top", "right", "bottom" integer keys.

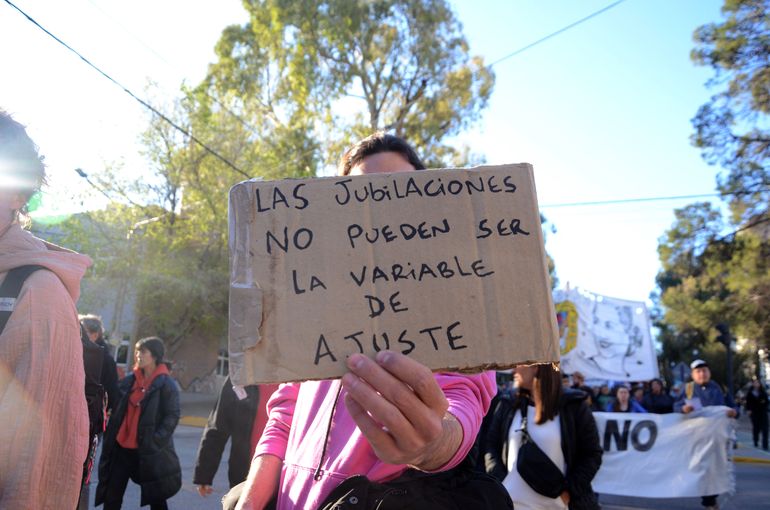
[
  {"left": 673, "top": 359, "right": 737, "bottom": 510},
  {"left": 230, "top": 134, "right": 498, "bottom": 510}
]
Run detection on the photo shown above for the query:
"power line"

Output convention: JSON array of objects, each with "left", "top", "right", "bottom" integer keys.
[
  {"left": 81, "top": 0, "right": 325, "bottom": 178},
  {"left": 540, "top": 192, "right": 721, "bottom": 209},
  {"left": 540, "top": 188, "right": 770, "bottom": 209},
  {"left": 3, "top": 0, "right": 249, "bottom": 179},
  {"left": 487, "top": 0, "right": 628, "bottom": 69}
]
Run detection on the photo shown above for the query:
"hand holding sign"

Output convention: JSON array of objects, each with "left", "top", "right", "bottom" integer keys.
[{"left": 342, "top": 351, "right": 462, "bottom": 471}]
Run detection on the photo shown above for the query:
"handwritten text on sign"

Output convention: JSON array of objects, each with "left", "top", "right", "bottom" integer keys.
[{"left": 228, "top": 165, "right": 559, "bottom": 384}]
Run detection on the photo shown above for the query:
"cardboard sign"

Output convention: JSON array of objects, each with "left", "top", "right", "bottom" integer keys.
[{"left": 228, "top": 164, "right": 559, "bottom": 384}]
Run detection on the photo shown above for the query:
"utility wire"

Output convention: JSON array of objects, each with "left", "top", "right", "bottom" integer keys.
[
  {"left": 722, "top": 215, "right": 770, "bottom": 240},
  {"left": 487, "top": 0, "right": 628, "bottom": 68},
  {"left": 3, "top": 0, "right": 249, "bottom": 179},
  {"left": 540, "top": 188, "right": 770, "bottom": 209},
  {"left": 83, "top": 0, "right": 326, "bottom": 178},
  {"left": 540, "top": 192, "right": 720, "bottom": 208}
]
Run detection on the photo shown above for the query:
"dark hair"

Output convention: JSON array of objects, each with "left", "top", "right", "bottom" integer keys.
[
  {"left": 135, "top": 336, "right": 165, "bottom": 365},
  {"left": 611, "top": 385, "right": 630, "bottom": 412},
  {"left": 79, "top": 314, "right": 104, "bottom": 340},
  {"left": 338, "top": 132, "right": 426, "bottom": 176},
  {"left": 532, "top": 363, "right": 562, "bottom": 425},
  {"left": 0, "top": 110, "right": 47, "bottom": 219}
]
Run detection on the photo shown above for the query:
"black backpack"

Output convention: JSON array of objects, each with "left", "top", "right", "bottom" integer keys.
[{"left": 0, "top": 265, "right": 106, "bottom": 436}]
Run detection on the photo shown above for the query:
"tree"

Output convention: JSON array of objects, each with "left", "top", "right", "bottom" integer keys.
[
  {"left": 654, "top": 0, "right": 770, "bottom": 377},
  {"left": 58, "top": 0, "right": 496, "bottom": 370},
  {"left": 691, "top": 0, "right": 770, "bottom": 224},
  {"left": 202, "top": 0, "right": 494, "bottom": 167}
]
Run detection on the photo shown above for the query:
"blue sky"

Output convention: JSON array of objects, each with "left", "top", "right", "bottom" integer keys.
[{"left": 0, "top": 0, "right": 725, "bottom": 303}]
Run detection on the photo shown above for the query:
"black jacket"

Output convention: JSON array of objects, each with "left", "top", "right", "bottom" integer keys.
[
  {"left": 96, "top": 338, "right": 120, "bottom": 415},
  {"left": 484, "top": 389, "right": 603, "bottom": 510},
  {"left": 746, "top": 387, "right": 769, "bottom": 414},
  {"left": 193, "top": 377, "right": 260, "bottom": 488},
  {"left": 95, "top": 370, "right": 182, "bottom": 506},
  {"left": 641, "top": 391, "right": 674, "bottom": 414}
]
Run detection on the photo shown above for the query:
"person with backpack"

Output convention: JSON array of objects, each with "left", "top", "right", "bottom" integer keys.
[
  {"left": 80, "top": 314, "right": 120, "bottom": 414},
  {"left": 95, "top": 336, "right": 182, "bottom": 509},
  {"left": 0, "top": 109, "right": 92, "bottom": 510},
  {"left": 674, "top": 359, "right": 738, "bottom": 510},
  {"left": 484, "top": 363, "right": 603, "bottom": 510}
]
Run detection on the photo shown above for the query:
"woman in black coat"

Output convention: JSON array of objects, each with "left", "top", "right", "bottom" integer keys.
[
  {"left": 484, "top": 364, "right": 603, "bottom": 510},
  {"left": 95, "top": 337, "right": 182, "bottom": 509}
]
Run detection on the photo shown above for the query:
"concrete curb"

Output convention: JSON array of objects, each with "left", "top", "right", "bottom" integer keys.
[
  {"left": 734, "top": 456, "right": 770, "bottom": 465},
  {"left": 180, "top": 416, "right": 208, "bottom": 428}
]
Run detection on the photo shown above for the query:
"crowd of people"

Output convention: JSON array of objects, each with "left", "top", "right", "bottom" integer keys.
[{"left": 1, "top": 109, "right": 767, "bottom": 510}]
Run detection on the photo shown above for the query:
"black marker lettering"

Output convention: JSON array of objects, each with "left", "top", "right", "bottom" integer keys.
[
  {"left": 447, "top": 321, "right": 467, "bottom": 350},
  {"left": 314, "top": 335, "right": 337, "bottom": 365}
]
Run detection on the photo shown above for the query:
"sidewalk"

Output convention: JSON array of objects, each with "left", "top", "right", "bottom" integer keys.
[
  {"left": 179, "top": 390, "right": 219, "bottom": 427},
  {"left": 733, "top": 413, "right": 770, "bottom": 464}
]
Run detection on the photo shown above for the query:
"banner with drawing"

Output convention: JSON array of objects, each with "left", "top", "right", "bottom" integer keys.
[
  {"left": 554, "top": 288, "right": 658, "bottom": 381},
  {"left": 593, "top": 408, "right": 735, "bottom": 498}
]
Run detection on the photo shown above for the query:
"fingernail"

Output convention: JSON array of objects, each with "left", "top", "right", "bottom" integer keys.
[
  {"left": 342, "top": 372, "right": 357, "bottom": 390},
  {"left": 348, "top": 353, "right": 365, "bottom": 370},
  {"left": 376, "top": 351, "right": 391, "bottom": 364}
]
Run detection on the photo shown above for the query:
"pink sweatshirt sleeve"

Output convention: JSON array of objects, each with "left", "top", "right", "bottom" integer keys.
[
  {"left": 432, "top": 370, "right": 497, "bottom": 471},
  {"left": 253, "top": 382, "right": 300, "bottom": 460}
]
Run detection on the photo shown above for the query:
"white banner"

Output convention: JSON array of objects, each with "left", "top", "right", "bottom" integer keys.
[
  {"left": 593, "top": 407, "right": 736, "bottom": 498},
  {"left": 554, "top": 288, "right": 658, "bottom": 381}
]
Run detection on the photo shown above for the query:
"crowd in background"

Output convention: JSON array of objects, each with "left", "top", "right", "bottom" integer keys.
[{"left": 497, "top": 369, "right": 768, "bottom": 418}]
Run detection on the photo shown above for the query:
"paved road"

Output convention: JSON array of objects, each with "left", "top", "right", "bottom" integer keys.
[{"left": 83, "top": 394, "right": 770, "bottom": 509}]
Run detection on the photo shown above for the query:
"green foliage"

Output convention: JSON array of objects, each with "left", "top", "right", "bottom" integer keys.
[
  {"left": 655, "top": 0, "right": 770, "bottom": 369},
  {"left": 654, "top": 202, "right": 770, "bottom": 366},
  {"left": 63, "top": 0, "right": 495, "bottom": 356},
  {"left": 690, "top": 0, "right": 770, "bottom": 223},
  {"left": 204, "top": 0, "right": 494, "bottom": 167}
]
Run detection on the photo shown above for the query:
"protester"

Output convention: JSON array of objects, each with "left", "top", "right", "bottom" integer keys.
[
  {"left": 670, "top": 382, "right": 683, "bottom": 400},
  {"left": 96, "top": 337, "right": 181, "bottom": 509},
  {"left": 674, "top": 359, "right": 738, "bottom": 510},
  {"left": 230, "top": 133, "right": 499, "bottom": 510},
  {"left": 484, "top": 363, "right": 603, "bottom": 509},
  {"left": 562, "top": 372, "right": 572, "bottom": 389},
  {"left": 594, "top": 384, "right": 613, "bottom": 411},
  {"left": 80, "top": 314, "right": 120, "bottom": 413},
  {"left": 570, "top": 371, "right": 595, "bottom": 406},
  {"left": 194, "top": 377, "right": 279, "bottom": 496},
  {"left": 642, "top": 378, "right": 674, "bottom": 414},
  {"left": 606, "top": 385, "right": 647, "bottom": 413},
  {"left": 632, "top": 385, "right": 645, "bottom": 405},
  {"left": 0, "top": 109, "right": 90, "bottom": 509},
  {"left": 745, "top": 379, "right": 768, "bottom": 451}
]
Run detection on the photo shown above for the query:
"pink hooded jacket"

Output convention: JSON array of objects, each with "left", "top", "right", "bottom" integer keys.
[
  {"left": 0, "top": 224, "right": 91, "bottom": 509},
  {"left": 254, "top": 371, "right": 496, "bottom": 509}
]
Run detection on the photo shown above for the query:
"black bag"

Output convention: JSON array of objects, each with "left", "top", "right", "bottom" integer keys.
[
  {"left": 317, "top": 456, "right": 512, "bottom": 510},
  {"left": 516, "top": 402, "right": 567, "bottom": 499}
]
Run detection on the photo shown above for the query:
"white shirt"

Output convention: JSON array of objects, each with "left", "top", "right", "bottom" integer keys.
[{"left": 502, "top": 404, "right": 568, "bottom": 510}]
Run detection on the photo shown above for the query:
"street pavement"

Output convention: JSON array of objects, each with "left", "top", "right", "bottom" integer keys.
[{"left": 84, "top": 392, "right": 770, "bottom": 509}]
